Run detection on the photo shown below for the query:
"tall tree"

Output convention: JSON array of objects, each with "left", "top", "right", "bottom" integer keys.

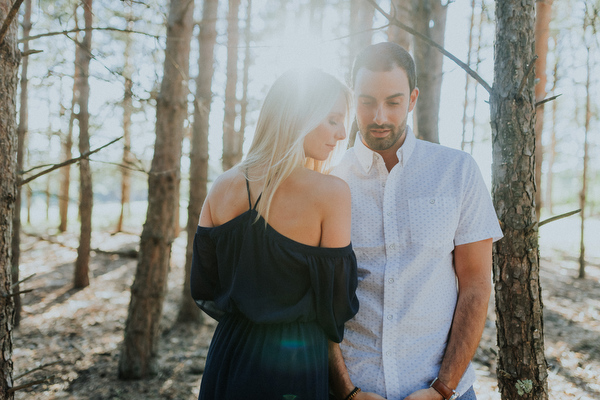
[
  {"left": 0, "top": 0, "right": 21, "bottom": 396},
  {"left": 222, "top": 0, "right": 241, "bottom": 171},
  {"left": 237, "top": 0, "right": 251, "bottom": 156},
  {"left": 411, "top": 0, "right": 448, "bottom": 143},
  {"left": 117, "top": 16, "right": 135, "bottom": 234},
  {"left": 73, "top": 0, "right": 94, "bottom": 289},
  {"left": 461, "top": 0, "right": 477, "bottom": 153},
  {"left": 59, "top": 6, "right": 83, "bottom": 233},
  {"left": 178, "top": 0, "right": 219, "bottom": 323},
  {"left": 118, "top": 0, "right": 194, "bottom": 379},
  {"left": 544, "top": 50, "right": 558, "bottom": 214},
  {"left": 491, "top": 0, "right": 549, "bottom": 398},
  {"left": 387, "top": 0, "right": 411, "bottom": 50},
  {"left": 534, "top": 0, "right": 553, "bottom": 216},
  {"left": 578, "top": 5, "right": 595, "bottom": 279},
  {"left": 11, "top": 0, "right": 32, "bottom": 328}
]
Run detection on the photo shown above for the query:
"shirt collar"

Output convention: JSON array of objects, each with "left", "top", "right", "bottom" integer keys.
[{"left": 353, "top": 126, "right": 417, "bottom": 174}]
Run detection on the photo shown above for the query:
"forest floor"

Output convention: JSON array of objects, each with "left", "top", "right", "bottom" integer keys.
[{"left": 13, "top": 216, "right": 600, "bottom": 400}]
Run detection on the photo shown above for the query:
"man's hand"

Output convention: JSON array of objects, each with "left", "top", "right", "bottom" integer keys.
[
  {"left": 355, "top": 391, "right": 387, "bottom": 400},
  {"left": 403, "top": 387, "right": 443, "bottom": 400}
]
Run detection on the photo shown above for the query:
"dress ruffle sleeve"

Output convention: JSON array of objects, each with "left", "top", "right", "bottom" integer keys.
[
  {"left": 307, "top": 248, "right": 359, "bottom": 343},
  {"left": 190, "top": 227, "right": 225, "bottom": 321}
]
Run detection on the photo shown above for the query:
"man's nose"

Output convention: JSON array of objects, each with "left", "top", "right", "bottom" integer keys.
[{"left": 374, "top": 104, "right": 386, "bottom": 125}]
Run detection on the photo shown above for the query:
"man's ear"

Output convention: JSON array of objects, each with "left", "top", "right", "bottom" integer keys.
[{"left": 408, "top": 87, "right": 419, "bottom": 112}]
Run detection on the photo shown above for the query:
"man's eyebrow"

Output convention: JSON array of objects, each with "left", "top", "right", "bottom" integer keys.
[{"left": 358, "top": 93, "right": 404, "bottom": 100}]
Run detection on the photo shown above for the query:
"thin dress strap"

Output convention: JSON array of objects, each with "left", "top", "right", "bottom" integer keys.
[{"left": 245, "top": 178, "right": 252, "bottom": 210}]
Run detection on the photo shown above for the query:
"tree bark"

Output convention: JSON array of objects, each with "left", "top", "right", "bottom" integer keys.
[
  {"left": 177, "top": 0, "right": 218, "bottom": 324},
  {"left": 387, "top": 0, "right": 411, "bottom": 50},
  {"left": 58, "top": 6, "right": 81, "bottom": 233},
  {"left": 491, "top": 1, "right": 548, "bottom": 399},
  {"left": 534, "top": 0, "right": 553, "bottom": 217},
  {"left": 74, "top": 0, "right": 93, "bottom": 289},
  {"left": 237, "top": 0, "right": 251, "bottom": 159},
  {"left": 11, "top": 0, "right": 31, "bottom": 328},
  {"left": 0, "top": 0, "right": 20, "bottom": 396},
  {"left": 222, "top": 0, "right": 241, "bottom": 171},
  {"left": 411, "top": 0, "right": 447, "bottom": 143},
  {"left": 545, "top": 54, "right": 558, "bottom": 215},
  {"left": 578, "top": 18, "right": 592, "bottom": 279},
  {"left": 117, "top": 17, "right": 134, "bottom": 234},
  {"left": 118, "top": 0, "right": 194, "bottom": 379}
]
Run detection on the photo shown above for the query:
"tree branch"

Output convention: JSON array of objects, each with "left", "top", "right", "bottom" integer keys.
[
  {"left": 0, "top": 0, "right": 25, "bottom": 45},
  {"left": 539, "top": 209, "right": 581, "bottom": 227},
  {"left": 8, "top": 377, "right": 53, "bottom": 393},
  {"left": 15, "top": 361, "right": 61, "bottom": 381},
  {"left": 18, "top": 136, "right": 123, "bottom": 186},
  {"left": 366, "top": 0, "right": 493, "bottom": 94},
  {"left": 11, "top": 273, "right": 36, "bottom": 289},
  {"left": 517, "top": 54, "right": 538, "bottom": 96},
  {"left": 535, "top": 93, "right": 561, "bottom": 107},
  {"left": 19, "top": 26, "right": 159, "bottom": 43},
  {"left": 2, "top": 288, "right": 34, "bottom": 298},
  {"left": 21, "top": 48, "right": 42, "bottom": 57}
]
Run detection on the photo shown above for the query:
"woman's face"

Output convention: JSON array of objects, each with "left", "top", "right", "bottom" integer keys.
[{"left": 303, "top": 93, "right": 347, "bottom": 161}]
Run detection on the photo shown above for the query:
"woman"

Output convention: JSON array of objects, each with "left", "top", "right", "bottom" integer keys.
[{"left": 191, "top": 69, "right": 359, "bottom": 400}]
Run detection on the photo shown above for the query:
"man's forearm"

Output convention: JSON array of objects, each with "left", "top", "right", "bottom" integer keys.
[
  {"left": 329, "top": 341, "right": 355, "bottom": 399},
  {"left": 437, "top": 283, "right": 491, "bottom": 391}
]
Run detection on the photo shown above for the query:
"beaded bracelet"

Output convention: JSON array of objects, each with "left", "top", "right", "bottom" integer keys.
[{"left": 344, "top": 386, "right": 361, "bottom": 400}]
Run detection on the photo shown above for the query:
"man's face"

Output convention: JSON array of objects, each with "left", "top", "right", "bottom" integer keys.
[{"left": 354, "top": 66, "right": 418, "bottom": 152}]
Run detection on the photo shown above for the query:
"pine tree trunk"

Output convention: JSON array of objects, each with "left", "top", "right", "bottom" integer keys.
[
  {"left": 545, "top": 56, "right": 558, "bottom": 215},
  {"left": 387, "top": 0, "right": 411, "bottom": 50},
  {"left": 491, "top": 1, "right": 548, "bottom": 399},
  {"left": 222, "top": 0, "right": 240, "bottom": 171},
  {"left": 11, "top": 0, "right": 31, "bottom": 328},
  {"left": 74, "top": 0, "right": 93, "bottom": 289},
  {"left": 118, "top": 0, "right": 194, "bottom": 379},
  {"left": 237, "top": 0, "right": 251, "bottom": 159},
  {"left": 58, "top": 7, "right": 81, "bottom": 233},
  {"left": 177, "top": 0, "right": 218, "bottom": 323},
  {"left": 117, "top": 20, "right": 134, "bottom": 234},
  {"left": 578, "top": 25, "right": 592, "bottom": 280},
  {"left": 412, "top": 0, "right": 447, "bottom": 143},
  {"left": 534, "top": 0, "right": 553, "bottom": 217},
  {"left": 461, "top": 0, "right": 476, "bottom": 152},
  {"left": 0, "top": 0, "right": 21, "bottom": 396}
]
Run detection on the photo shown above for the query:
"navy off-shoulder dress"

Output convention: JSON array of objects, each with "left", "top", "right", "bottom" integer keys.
[{"left": 191, "top": 181, "right": 359, "bottom": 400}]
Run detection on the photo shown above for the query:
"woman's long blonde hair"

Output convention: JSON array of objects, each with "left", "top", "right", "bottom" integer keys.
[{"left": 239, "top": 68, "right": 350, "bottom": 224}]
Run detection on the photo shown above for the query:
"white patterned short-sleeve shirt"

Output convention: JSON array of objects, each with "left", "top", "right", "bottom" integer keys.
[{"left": 331, "top": 128, "right": 503, "bottom": 399}]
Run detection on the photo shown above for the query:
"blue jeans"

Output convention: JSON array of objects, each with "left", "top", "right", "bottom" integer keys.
[{"left": 458, "top": 386, "right": 477, "bottom": 400}]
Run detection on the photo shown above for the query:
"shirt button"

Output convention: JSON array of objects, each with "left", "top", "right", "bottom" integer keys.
[
  {"left": 430, "top": 199, "right": 435, "bottom": 204},
  {"left": 381, "top": 182, "right": 386, "bottom": 188},
  {"left": 386, "top": 351, "right": 392, "bottom": 356},
  {"left": 386, "top": 212, "right": 392, "bottom": 217},
  {"left": 389, "top": 244, "right": 396, "bottom": 250},
  {"left": 387, "top": 315, "right": 393, "bottom": 320},
  {"left": 388, "top": 278, "right": 394, "bottom": 283}
]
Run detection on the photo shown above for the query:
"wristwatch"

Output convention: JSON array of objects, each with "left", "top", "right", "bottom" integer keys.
[{"left": 430, "top": 377, "right": 460, "bottom": 400}]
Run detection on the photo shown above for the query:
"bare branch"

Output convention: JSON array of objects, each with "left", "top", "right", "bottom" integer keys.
[
  {"left": 539, "top": 209, "right": 581, "bottom": 227},
  {"left": 0, "top": 0, "right": 25, "bottom": 45},
  {"left": 21, "top": 49, "right": 43, "bottom": 57},
  {"left": 517, "top": 54, "right": 538, "bottom": 96},
  {"left": 15, "top": 361, "right": 61, "bottom": 381},
  {"left": 19, "top": 26, "right": 159, "bottom": 43},
  {"left": 366, "top": 0, "right": 493, "bottom": 94},
  {"left": 535, "top": 93, "right": 561, "bottom": 107},
  {"left": 11, "top": 273, "right": 36, "bottom": 289},
  {"left": 2, "top": 288, "right": 34, "bottom": 298},
  {"left": 18, "top": 136, "right": 123, "bottom": 186},
  {"left": 8, "top": 377, "right": 53, "bottom": 393}
]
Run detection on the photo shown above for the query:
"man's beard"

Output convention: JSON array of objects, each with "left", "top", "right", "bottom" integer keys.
[{"left": 358, "top": 115, "right": 407, "bottom": 151}]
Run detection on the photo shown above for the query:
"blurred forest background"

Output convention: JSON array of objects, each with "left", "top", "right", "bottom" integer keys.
[{"left": 1, "top": 0, "right": 599, "bottom": 398}]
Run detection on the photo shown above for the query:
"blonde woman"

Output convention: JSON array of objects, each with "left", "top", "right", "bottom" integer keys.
[{"left": 191, "top": 69, "right": 359, "bottom": 399}]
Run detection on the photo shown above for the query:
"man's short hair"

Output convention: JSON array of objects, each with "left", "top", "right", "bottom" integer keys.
[{"left": 351, "top": 42, "right": 417, "bottom": 93}]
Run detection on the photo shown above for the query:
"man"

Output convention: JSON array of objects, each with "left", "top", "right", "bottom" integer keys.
[{"left": 329, "top": 42, "right": 503, "bottom": 400}]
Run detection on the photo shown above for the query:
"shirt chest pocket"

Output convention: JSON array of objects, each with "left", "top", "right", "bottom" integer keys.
[{"left": 408, "top": 196, "right": 459, "bottom": 250}]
